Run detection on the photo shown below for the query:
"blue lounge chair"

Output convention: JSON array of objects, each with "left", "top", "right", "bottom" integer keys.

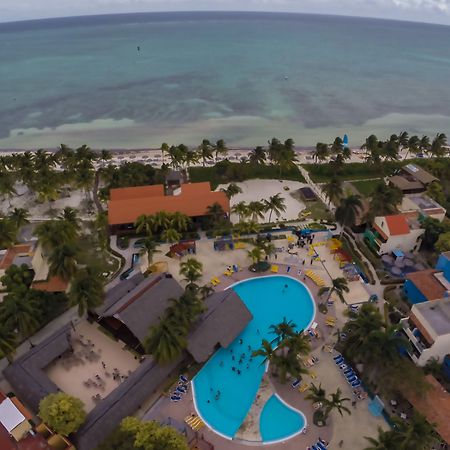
[
  {"left": 316, "top": 442, "right": 327, "bottom": 450},
  {"left": 291, "top": 379, "right": 301, "bottom": 388},
  {"left": 286, "top": 266, "right": 291, "bottom": 273},
  {"left": 343, "top": 367, "right": 353, "bottom": 375},
  {"left": 334, "top": 357, "right": 344, "bottom": 364},
  {"left": 319, "top": 438, "right": 328, "bottom": 446},
  {"left": 333, "top": 354, "right": 342, "bottom": 361},
  {"left": 180, "top": 375, "right": 188, "bottom": 383},
  {"left": 347, "top": 376, "right": 357, "bottom": 383},
  {"left": 352, "top": 380, "right": 361, "bottom": 388},
  {"left": 170, "top": 395, "right": 181, "bottom": 402},
  {"left": 311, "top": 446, "right": 320, "bottom": 450},
  {"left": 345, "top": 372, "right": 356, "bottom": 380},
  {"left": 176, "top": 386, "right": 187, "bottom": 394}
]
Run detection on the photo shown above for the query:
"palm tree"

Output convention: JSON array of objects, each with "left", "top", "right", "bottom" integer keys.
[
  {"left": 180, "top": 258, "right": 203, "bottom": 286},
  {"left": 271, "top": 352, "right": 306, "bottom": 383},
  {"left": 322, "top": 177, "right": 343, "bottom": 206},
  {"left": 404, "top": 135, "right": 420, "bottom": 159},
  {"left": 0, "top": 296, "right": 39, "bottom": 338},
  {"left": 264, "top": 194, "right": 286, "bottom": 223},
  {"left": 198, "top": 139, "right": 214, "bottom": 166},
  {"left": 362, "top": 135, "right": 381, "bottom": 164},
  {"left": 160, "top": 142, "right": 169, "bottom": 164},
  {"left": 69, "top": 267, "right": 104, "bottom": 316},
  {"left": 393, "top": 412, "right": 437, "bottom": 450},
  {"left": 318, "top": 277, "right": 349, "bottom": 303},
  {"left": 58, "top": 207, "right": 80, "bottom": 230},
  {"left": 167, "top": 145, "right": 184, "bottom": 169},
  {"left": 161, "top": 228, "right": 181, "bottom": 243},
  {"left": 429, "top": 133, "right": 447, "bottom": 157},
  {"left": 368, "top": 182, "right": 403, "bottom": 218},
  {"left": 144, "top": 316, "right": 187, "bottom": 364},
  {"left": 364, "top": 427, "right": 400, "bottom": 450},
  {"left": 247, "top": 201, "right": 266, "bottom": 223},
  {"left": 8, "top": 208, "right": 29, "bottom": 230},
  {"left": 252, "top": 339, "right": 275, "bottom": 365},
  {"left": 214, "top": 139, "right": 228, "bottom": 162},
  {"left": 0, "top": 324, "right": 16, "bottom": 363},
  {"left": 231, "top": 201, "right": 249, "bottom": 221},
  {"left": 139, "top": 238, "right": 158, "bottom": 264},
  {"left": 153, "top": 211, "right": 171, "bottom": 231},
  {"left": 0, "top": 170, "right": 16, "bottom": 206},
  {"left": 330, "top": 137, "right": 344, "bottom": 155},
  {"left": 247, "top": 247, "right": 264, "bottom": 265},
  {"left": 313, "top": 143, "right": 329, "bottom": 162},
  {"left": 206, "top": 202, "right": 226, "bottom": 224},
  {"left": 234, "top": 221, "right": 259, "bottom": 236},
  {"left": 419, "top": 135, "right": 431, "bottom": 154},
  {"left": 99, "top": 149, "right": 112, "bottom": 166},
  {"left": 35, "top": 219, "right": 78, "bottom": 252},
  {"left": 0, "top": 218, "right": 17, "bottom": 248},
  {"left": 135, "top": 214, "right": 154, "bottom": 236},
  {"left": 323, "top": 388, "right": 351, "bottom": 420},
  {"left": 367, "top": 326, "right": 411, "bottom": 367},
  {"left": 306, "top": 383, "right": 327, "bottom": 405},
  {"left": 169, "top": 212, "right": 191, "bottom": 233},
  {"left": 335, "top": 195, "right": 363, "bottom": 235},
  {"left": 221, "top": 183, "right": 242, "bottom": 199},
  {"left": 269, "top": 317, "right": 296, "bottom": 344},
  {"left": 48, "top": 243, "right": 78, "bottom": 281},
  {"left": 248, "top": 146, "right": 266, "bottom": 165}
]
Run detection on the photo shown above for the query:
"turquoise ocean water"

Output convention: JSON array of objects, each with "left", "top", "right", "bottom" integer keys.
[{"left": 0, "top": 12, "right": 450, "bottom": 148}]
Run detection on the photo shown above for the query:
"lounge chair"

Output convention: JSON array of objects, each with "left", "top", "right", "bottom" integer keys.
[
  {"left": 176, "top": 386, "right": 187, "bottom": 394},
  {"left": 298, "top": 383, "right": 309, "bottom": 393},
  {"left": 351, "top": 380, "right": 361, "bottom": 388},
  {"left": 291, "top": 379, "right": 301, "bottom": 388},
  {"left": 271, "top": 265, "right": 279, "bottom": 273},
  {"left": 316, "top": 442, "right": 327, "bottom": 450},
  {"left": 309, "top": 371, "right": 317, "bottom": 379},
  {"left": 333, "top": 354, "right": 342, "bottom": 361},
  {"left": 343, "top": 367, "right": 353, "bottom": 374},
  {"left": 345, "top": 372, "right": 356, "bottom": 380},
  {"left": 179, "top": 375, "right": 188, "bottom": 383},
  {"left": 347, "top": 376, "right": 357, "bottom": 383},
  {"left": 286, "top": 266, "right": 291, "bottom": 273},
  {"left": 210, "top": 277, "right": 220, "bottom": 286},
  {"left": 170, "top": 395, "right": 181, "bottom": 402},
  {"left": 233, "top": 264, "right": 239, "bottom": 272},
  {"left": 334, "top": 356, "right": 344, "bottom": 364}
]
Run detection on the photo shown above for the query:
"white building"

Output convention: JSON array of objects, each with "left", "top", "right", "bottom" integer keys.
[
  {"left": 399, "top": 193, "right": 446, "bottom": 223},
  {"left": 366, "top": 214, "right": 424, "bottom": 255},
  {"left": 400, "top": 297, "right": 450, "bottom": 366}
]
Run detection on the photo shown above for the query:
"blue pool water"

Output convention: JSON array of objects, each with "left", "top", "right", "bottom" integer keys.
[
  {"left": 192, "top": 275, "right": 314, "bottom": 440},
  {"left": 260, "top": 395, "right": 305, "bottom": 443}
]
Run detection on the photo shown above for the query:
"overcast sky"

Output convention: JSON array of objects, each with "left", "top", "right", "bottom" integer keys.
[{"left": 0, "top": 0, "right": 449, "bottom": 25}]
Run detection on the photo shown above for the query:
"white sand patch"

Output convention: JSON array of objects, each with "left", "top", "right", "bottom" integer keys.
[{"left": 216, "top": 179, "right": 307, "bottom": 224}]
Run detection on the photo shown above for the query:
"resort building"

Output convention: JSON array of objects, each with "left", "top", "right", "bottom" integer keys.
[
  {"left": 400, "top": 297, "right": 450, "bottom": 366},
  {"left": 402, "top": 375, "right": 450, "bottom": 444},
  {"left": 404, "top": 251, "right": 450, "bottom": 304},
  {"left": 398, "top": 193, "right": 446, "bottom": 222},
  {"left": 0, "top": 242, "right": 69, "bottom": 293},
  {"left": 388, "top": 163, "right": 438, "bottom": 194},
  {"left": 364, "top": 214, "right": 424, "bottom": 255},
  {"left": 107, "top": 182, "right": 230, "bottom": 234},
  {"left": 4, "top": 273, "right": 252, "bottom": 450}
]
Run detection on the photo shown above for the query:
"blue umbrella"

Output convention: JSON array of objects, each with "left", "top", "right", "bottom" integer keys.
[{"left": 343, "top": 134, "right": 349, "bottom": 147}]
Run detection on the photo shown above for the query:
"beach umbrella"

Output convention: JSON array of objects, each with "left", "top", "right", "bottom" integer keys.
[
  {"left": 117, "top": 156, "right": 125, "bottom": 159},
  {"left": 391, "top": 266, "right": 402, "bottom": 276},
  {"left": 404, "top": 258, "right": 414, "bottom": 267},
  {"left": 235, "top": 152, "right": 242, "bottom": 157},
  {"left": 394, "top": 259, "right": 405, "bottom": 268},
  {"left": 381, "top": 255, "right": 394, "bottom": 264}
]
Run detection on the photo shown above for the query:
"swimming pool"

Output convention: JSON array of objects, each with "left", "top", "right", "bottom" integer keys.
[{"left": 192, "top": 275, "right": 315, "bottom": 442}]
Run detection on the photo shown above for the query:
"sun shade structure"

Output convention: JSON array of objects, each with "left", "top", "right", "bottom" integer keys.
[{"left": 107, "top": 182, "right": 230, "bottom": 227}]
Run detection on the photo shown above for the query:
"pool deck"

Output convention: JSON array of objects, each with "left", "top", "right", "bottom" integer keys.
[{"left": 139, "top": 232, "right": 386, "bottom": 448}]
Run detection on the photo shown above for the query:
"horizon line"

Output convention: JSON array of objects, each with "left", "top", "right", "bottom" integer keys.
[{"left": 1, "top": 10, "right": 449, "bottom": 29}]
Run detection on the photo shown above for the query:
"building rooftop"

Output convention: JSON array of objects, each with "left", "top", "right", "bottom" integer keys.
[
  {"left": 31, "top": 275, "right": 69, "bottom": 292},
  {"left": 403, "top": 164, "right": 438, "bottom": 185},
  {"left": 389, "top": 175, "right": 424, "bottom": 192},
  {"left": 108, "top": 182, "right": 229, "bottom": 225},
  {"left": 0, "top": 244, "right": 34, "bottom": 270},
  {"left": 406, "top": 269, "right": 447, "bottom": 302},
  {"left": 403, "top": 375, "right": 450, "bottom": 444},
  {"left": 413, "top": 297, "right": 450, "bottom": 337},
  {"left": 384, "top": 215, "right": 410, "bottom": 236},
  {"left": 401, "top": 194, "right": 446, "bottom": 217}
]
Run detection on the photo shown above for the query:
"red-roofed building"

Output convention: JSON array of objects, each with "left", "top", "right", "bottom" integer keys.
[
  {"left": 108, "top": 182, "right": 230, "bottom": 233},
  {"left": 365, "top": 214, "right": 424, "bottom": 255}
]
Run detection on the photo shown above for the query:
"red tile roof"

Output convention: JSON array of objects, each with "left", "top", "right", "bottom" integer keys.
[
  {"left": 31, "top": 276, "right": 68, "bottom": 293},
  {"left": 110, "top": 184, "right": 164, "bottom": 201},
  {"left": 404, "top": 375, "right": 450, "bottom": 444},
  {"left": 385, "top": 215, "right": 410, "bottom": 236},
  {"left": 108, "top": 182, "right": 230, "bottom": 225},
  {"left": 406, "top": 269, "right": 447, "bottom": 301},
  {"left": 0, "top": 245, "right": 33, "bottom": 270}
]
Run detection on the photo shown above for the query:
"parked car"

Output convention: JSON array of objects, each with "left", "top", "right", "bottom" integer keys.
[
  {"left": 120, "top": 267, "right": 135, "bottom": 280},
  {"left": 133, "top": 239, "right": 145, "bottom": 248}
]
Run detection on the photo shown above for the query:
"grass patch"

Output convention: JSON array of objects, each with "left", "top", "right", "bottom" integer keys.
[
  {"left": 189, "top": 161, "right": 305, "bottom": 189},
  {"left": 302, "top": 160, "right": 416, "bottom": 182},
  {"left": 302, "top": 201, "right": 334, "bottom": 222},
  {"left": 351, "top": 179, "right": 382, "bottom": 197}
]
